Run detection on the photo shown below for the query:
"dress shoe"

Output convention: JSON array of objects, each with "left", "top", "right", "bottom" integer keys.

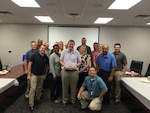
[
  {"left": 29, "top": 106, "right": 34, "bottom": 112},
  {"left": 62, "top": 103, "right": 67, "bottom": 108},
  {"left": 78, "top": 107, "right": 88, "bottom": 111},
  {"left": 115, "top": 101, "right": 120, "bottom": 105},
  {"left": 71, "top": 103, "right": 76, "bottom": 107},
  {"left": 35, "top": 100, "right": 41, "bottom": 105},
  {"left": 24, "top": 97, "right": 29, "bottom": 101}
]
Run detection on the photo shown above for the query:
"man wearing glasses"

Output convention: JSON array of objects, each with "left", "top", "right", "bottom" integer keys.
[{"left": 77, "top": 67, "right": 107, "bottom": 112}]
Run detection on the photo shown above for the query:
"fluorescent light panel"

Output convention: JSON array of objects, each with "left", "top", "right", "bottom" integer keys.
[
  {"left": 94, "top": 17, "right": 113, "bottom": 24},
  {"left": 146, "top": 22, "right": 150, "bottom": 25},
  {"left": 11, "top": 0, "right": 40, "bottom": 8},
  {"left": 108, "top": 0, "right": 142, "bottom": 10},
  {"left": 34, "top": 16, "right": 54, "bottom": 23}
]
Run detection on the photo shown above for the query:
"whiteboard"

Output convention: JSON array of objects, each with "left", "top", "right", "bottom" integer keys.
[{"left": 48, "top": 27, "right": 99, "bottom": 50}]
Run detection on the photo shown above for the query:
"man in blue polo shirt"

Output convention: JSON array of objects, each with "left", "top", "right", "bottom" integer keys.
[
  {"left": 28, "top": 44, "right": 49, "bottom": 112},
  {"left": 96, "top": 44, "right": 116, "bottom": 104},
  {"left": 24, "top": 41, "right": 38, "bottom": 100},
  {"left": 77, "top": 67, "right": 107, "bottom": 111}
]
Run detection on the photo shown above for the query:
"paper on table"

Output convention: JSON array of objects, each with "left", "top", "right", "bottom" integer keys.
[
  {"left": 0, "top": 70, "right": 8, "bottom": 75},
  {"left": 140, "top": 79, "right": 150, "bottom": 83}
]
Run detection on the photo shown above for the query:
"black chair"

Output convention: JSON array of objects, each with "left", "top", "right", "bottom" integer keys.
[
  {"left": 0, "top": 59, "right": 2, "bottom": 71},
  {"left": 145, "top": 64, "right": 150, "bottom": 77},
  {"left": 130, "top": 60, "right": 143, "bottom": 74}
]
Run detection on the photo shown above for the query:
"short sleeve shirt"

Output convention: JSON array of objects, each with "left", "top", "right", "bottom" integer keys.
[
  {"left": 30, "top": 52, "right": 49, "bottom": 75},
  {"left": 82, "top": 75, "right": 107, "bottom": 100},
  {"left": 113, "top": 51, "right": 127, "bottom": 71},
  {"left": 96, "top": 52, "right": 116, "bottom": 71},
  {"left": 25, "top": 49, "right": 38, "bottom": 62},
  {"left": 60, "top": 49, "right": 81, "bottom": 68}
]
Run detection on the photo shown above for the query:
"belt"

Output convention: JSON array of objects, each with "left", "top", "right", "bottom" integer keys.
[
  {"left": 65, "top": 69, "right": 77, "bottom": 71},
  {"left": 99, "top": 69, "right": 111, "bottom": 73},
  {"left": 115, "top": 68, "right": 122, "bottom": 71}
]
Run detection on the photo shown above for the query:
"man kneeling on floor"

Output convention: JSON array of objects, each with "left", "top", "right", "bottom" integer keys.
[{"left": 77, "top": 67, "right": 108, "bottom": 112}]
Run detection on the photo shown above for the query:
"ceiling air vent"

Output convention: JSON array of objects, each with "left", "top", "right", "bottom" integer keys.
[
  {"left": 67, "top": 13, "right": 81, "bottom": 18},
  {"left": 0, "top": 11, "right": 13, "bottom": 15},
  {"left": 135, "top": 15, "right": 150, "bottom": 18}
]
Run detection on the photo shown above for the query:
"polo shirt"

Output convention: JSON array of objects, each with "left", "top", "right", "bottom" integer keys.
[
  {"left": 96, "top": 52, "right": 116, "bottom": 72},
  {"left": 30, "top": 52, "right": 49, "bottom": 75},
  {"left": 82, "top": 75, "right": 107, "bottom": 100},
  {"left": 25, "top": 49, "right": 38, "bottom": 62},
  {"left": 113, "top": 51, "right": 127, "bottom": 71},
  {"left": 60, "top": 49, "right": 81, "bottom": 68}
]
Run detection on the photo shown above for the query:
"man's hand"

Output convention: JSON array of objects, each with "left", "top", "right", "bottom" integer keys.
[
  {"left": 72, "top": 65, "right": 77, "bottom": 70},
  {"left": 108, "top": 76, "right": 113, "bottom": 82},
  {"left": 27, "top": 74, "right": 31, "bottom": 80},
  {"left": 77, "top": 93, "right": 81, "bottom": 100},
  {"left": 43, "top": 75, "right": 46, "bottom": 80},
  {"left": 25, "top": 70, "right": 28, "bottom": 74}
]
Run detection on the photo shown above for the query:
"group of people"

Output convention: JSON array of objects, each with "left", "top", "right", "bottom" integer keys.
[{"left": 23, "top": 37, "right": 127, "bottom": 112}]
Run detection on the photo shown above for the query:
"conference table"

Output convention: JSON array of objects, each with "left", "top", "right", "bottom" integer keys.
[
  {"left": 0, "top": 64, "right": 25, "bottom": 79},
  {"left": 121, "top": 75, "right": 150, "bottom": 113},
  {"left": 0, "top": 64, "right": 25, "bottom": 102},
  {"left": 0, "top": 78, "right": 19, "bottom": 94}
]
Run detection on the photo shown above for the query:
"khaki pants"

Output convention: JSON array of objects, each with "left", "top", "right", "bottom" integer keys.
[
  {"left": 80, "top": 91, "right": 102, "bottom": 111},
  {"left": 25, "top": 79, "right": 30, "bottom": 98},
  {"left": 113, "top": 71, "right": 121, "bottom": 102},
  {"left": 29, "top": 74, "right": 44, "bottom": 107},
  {"left": 61, "top": 70, "right": 78, "bottom": 104}
]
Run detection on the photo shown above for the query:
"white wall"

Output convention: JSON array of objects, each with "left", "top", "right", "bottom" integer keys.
[
  {"left": 0, "top": 24, "right": 149, "bottom": 75},
  {"left": 100, "top": 26, "right": 150, "bottom": 75},
  {"left": 0, "top": 24, "right": 48, "bottom": 66},
  {"left": 48, "top": 27, "right": 99, "bottom": 49}
]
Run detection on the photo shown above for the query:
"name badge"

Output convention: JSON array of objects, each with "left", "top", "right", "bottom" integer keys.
[{"left": 91, "top": 91, "right": 93, "bottom": 96}]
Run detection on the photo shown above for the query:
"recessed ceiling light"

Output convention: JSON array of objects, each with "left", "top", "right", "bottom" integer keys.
[
  {"left": 11, "top": 0, "right": 40, "bottom": 8},
  {"left": 108, "top": 0, "right": 142, "bottom": 10},
  {"left": 146, "top": 22, "right": 150, "bottom": 25},
  {"left": 94, "top": 17, "right": 113, "bottom": 24},
  {"left": 34, "top": 16, "right": 54, "bottom": 23}
]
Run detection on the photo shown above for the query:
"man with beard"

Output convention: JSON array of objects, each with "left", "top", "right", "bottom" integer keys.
[{"left": 28, "top": 45, "right": 49, "bottom": 112}]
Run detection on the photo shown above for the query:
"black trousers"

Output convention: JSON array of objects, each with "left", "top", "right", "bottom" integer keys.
[
  {"left": 43, "top": 72, "right": 52, "bottom": 89},
  {"left": 77, "top": 72, "right": 88, "bottom": 91},
  {"left": 98, "top": 70, "right": 112, "bottom": 104},
  {"left": 51, "top": 76, "right": 62, "bottom": 101}
]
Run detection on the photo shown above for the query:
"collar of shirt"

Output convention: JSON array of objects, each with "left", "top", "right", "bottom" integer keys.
[
  {"left": 102, "top": 53, "right": 108, "bottom": 58},
  {"left": 114, "top": 51, "right": 120, "bottom": 55},
  {"left": 67, "top": 49, "right": 75, "bottom": 54}
]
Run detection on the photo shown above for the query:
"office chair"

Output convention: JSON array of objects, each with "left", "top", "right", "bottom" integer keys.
[
  {"left": 0, "top": 59, "right": 2, "bottom": 71},
  {"left": 145, "top": 64, "right": 150, "bottom": 77},
  {"left": 130, "top": 60, "right": 143, "bottom": 74}
]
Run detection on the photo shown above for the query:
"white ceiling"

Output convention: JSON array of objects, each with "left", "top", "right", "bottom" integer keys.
[{"left": 0, "top": 0, "right": 150, "bottom": 26}]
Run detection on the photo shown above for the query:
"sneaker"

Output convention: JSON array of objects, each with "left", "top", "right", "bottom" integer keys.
[
  {"left": 115, "top": 100, "right": 120, "bottom": 105},
  {"left": 54, "top": 99, "right": 61, "bottom": 104}
]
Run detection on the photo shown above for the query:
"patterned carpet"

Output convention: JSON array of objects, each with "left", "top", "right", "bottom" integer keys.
[{"left": 0, "top": 83, "right": 147, "bottom": 113}]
